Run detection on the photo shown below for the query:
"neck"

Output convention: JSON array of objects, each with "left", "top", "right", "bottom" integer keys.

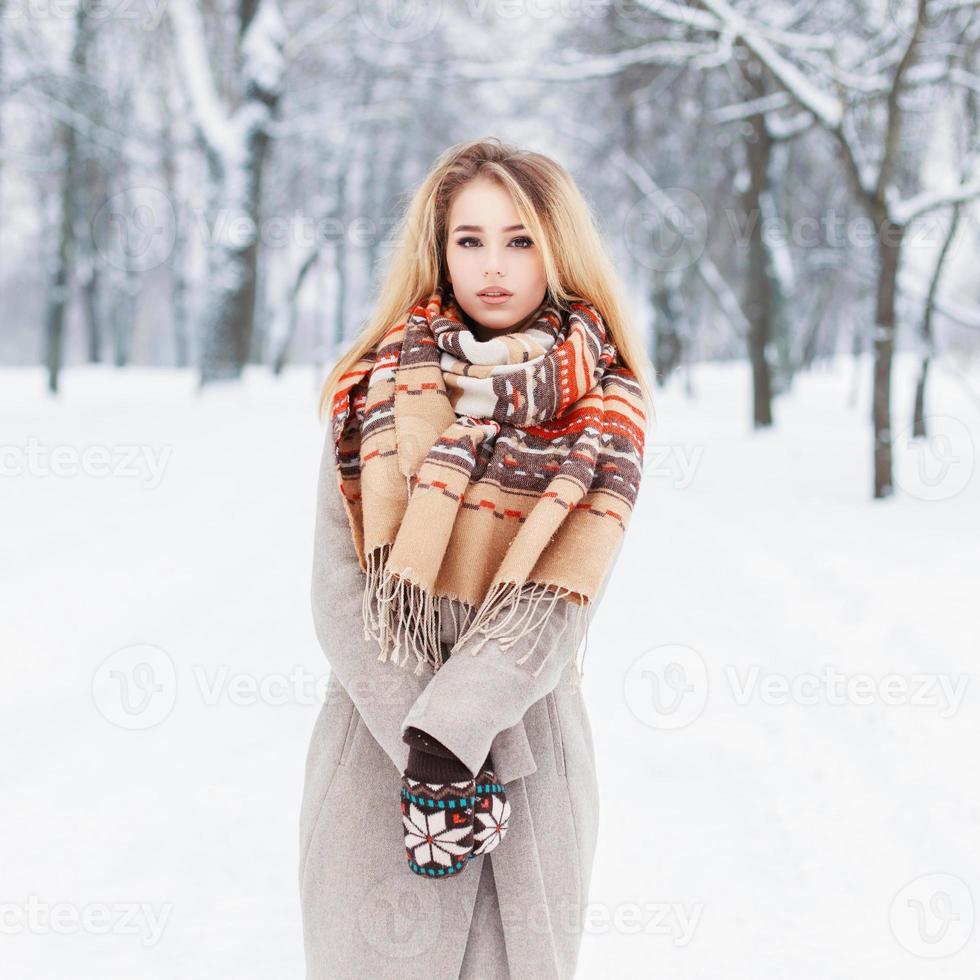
[{"left": 468, "top": 301, "right": 546, "bottom": 343}]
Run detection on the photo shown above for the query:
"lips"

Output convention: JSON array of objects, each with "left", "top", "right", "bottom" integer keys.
[{"left": 477, "top": 288, "right": 512, "bottom": 297}]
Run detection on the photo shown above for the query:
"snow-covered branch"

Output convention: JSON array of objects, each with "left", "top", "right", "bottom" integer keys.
[
  {"left": 792, "top": 49, "right": 891, "bottom": 94},
  {"left": 695, "top": 0, "right": 843, "bottom": 127},
  {"left": 168, "top": 0, "right": 286, "bottom": 164},
  {"left": 708, "top": 91, "right": 815, "bottom": 138},
  {"left": 950, "top": 67, "right": 980, "bottom": 95},
  {"left": 890, "top": 175, "right": 980, "bottom": 224},
  {"left": 901, "top": 272, "right": 980, "bottom": 329},
  {"left": 167, "top": 0, "right": 236, "bottom": 159},
  {"left": 709, "top": 90, "right": 793, "bottom": 123},
  {"left": 282, "top": 6, "right": 355, "bottom": 67},
  {"left": 634, "top": 0, "right": 836, "bottom": 50},
  {"left": 414, "top": 40, "right": 719, "bottom": 82},
  {"left": 787, "top": 59, "right": 980, "bottom": 99},
  {"left": 934, "top": 0, "right": 980, "bottom": 13},
  {"left": 766, "top": 110, "right": 819, "bottom": 140},
  {"left": 240, "top": 1, "right": 288, "bottom": 101}
]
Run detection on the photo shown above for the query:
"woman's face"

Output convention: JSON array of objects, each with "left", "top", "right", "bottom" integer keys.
[{"left": 444, "top": 177, "right": 548, "bottom": 342}]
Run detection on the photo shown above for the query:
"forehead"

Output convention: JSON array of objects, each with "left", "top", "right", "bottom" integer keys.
[{"left": 448, "top": 178, "right": 521, "bottom": 229}]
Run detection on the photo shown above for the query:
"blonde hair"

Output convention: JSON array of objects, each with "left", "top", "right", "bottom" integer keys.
[{"left": 317, "top": 137, "right": 657, "bottom": 430}]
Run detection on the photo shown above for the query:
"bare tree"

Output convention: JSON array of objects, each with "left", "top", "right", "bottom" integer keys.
[
  {"left": 648, "top": 0, "right": 980, "bottom": 497},
  {"left": 167, "top": 0, "right": 287, "bottom": 384}
]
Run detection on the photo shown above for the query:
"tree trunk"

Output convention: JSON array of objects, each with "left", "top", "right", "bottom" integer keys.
[
  {"left": 44, "top": 163, "right": 74, "bottom": 393},
  {"left": 80, "top": 258, "right": 101, "bottom": 362},
  {"left": 912, "top": 356, "right": 929, "bottom": 439},
  {"left": 872, "top": 215, "right": 903, "bottom": 499},
  {"left": 198, "top": 140, "right": 266, "bottom": 383},
  {"left": 0, "top": 0, "right": 6, "bottom": 236},
  {"left": 743, "top": 110, "right": 774, "bottom": 428},
  {"left": 331, "top": 167, "right": 349, "bottom": 357},
  {"left": 160, "top": 73, "right": 191, "bottom": 368},
  {"left": 652, "top": 276, "right": 683, "bottom": 385},
  {"left": 43, "top": 4, "right": 89, "bottom": 393}
]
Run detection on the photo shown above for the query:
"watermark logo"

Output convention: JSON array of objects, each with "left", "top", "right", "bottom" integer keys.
[
  {"left": 623, "top": 186, "right": 708, "bottom": 273},
  {"left": 92, "top": 643, "right": 177, "bottom": 730},
  {"left": 91, "top": 186, "right": 177, "bottom": 273},
  {"left": 624, "top": 644, "right": 709, "bottom": 730},
  {"left": 357, "top": 0, "right": 443, "bottom": 42},
  {"left": 357, "top": 873, "right": 443, "bottom": 958},
  {"left": 889, "top": 872, "right": 973, "bottom": 958},
  {"left": 893, "top": 415, "right": 974, "bottom": 502}
]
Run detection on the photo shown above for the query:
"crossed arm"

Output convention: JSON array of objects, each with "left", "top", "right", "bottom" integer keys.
[{"left": 309, "top": 430, "right": 621, "bottom": 776}]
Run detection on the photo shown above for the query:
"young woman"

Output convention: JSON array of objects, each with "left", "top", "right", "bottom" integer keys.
[{"left": 299, "top": 137, "right": 654, "bottom": 979}]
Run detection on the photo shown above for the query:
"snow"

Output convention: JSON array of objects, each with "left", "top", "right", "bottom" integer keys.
[{"left": 1, "top": 353, "right": 978, "bottom": 978}]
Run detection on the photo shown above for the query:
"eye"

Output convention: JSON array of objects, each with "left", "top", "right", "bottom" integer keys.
[{"left": 454, "top": 235, "right": 534, "bottom": 248}]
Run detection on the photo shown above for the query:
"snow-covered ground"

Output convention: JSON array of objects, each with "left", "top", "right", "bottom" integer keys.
[{"left": 1, "top": 351, "right": 977, "bottom": 979}]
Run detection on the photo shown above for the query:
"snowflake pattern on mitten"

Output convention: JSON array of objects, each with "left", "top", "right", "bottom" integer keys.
[
  {"left": 401, "top": 776, "right": 476, "bottom": 878},
  {"left": 471, "top": 768, "right": 511, "bottom": 858}
]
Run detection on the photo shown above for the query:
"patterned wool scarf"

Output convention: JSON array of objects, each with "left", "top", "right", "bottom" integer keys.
[{"left": 330, "top": 285, "right": 647, "bottom": 678}]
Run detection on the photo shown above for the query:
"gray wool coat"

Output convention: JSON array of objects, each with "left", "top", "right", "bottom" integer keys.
[{"left": 298, "top": 430, "right": 622, "bottom": 979}]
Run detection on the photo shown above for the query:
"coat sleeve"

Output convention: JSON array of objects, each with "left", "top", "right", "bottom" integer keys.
[
  {"left": 398, "top": 533, "right": 625, "bottom": 778},
  {"left": 309, "top": 428, "right": 430, "bottom": 775}
]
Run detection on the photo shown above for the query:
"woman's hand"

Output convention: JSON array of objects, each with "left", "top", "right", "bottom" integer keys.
[
  {"left": 400, "top": 736, "right": 476, "bottom": 878},
  {"left": 399, "top": 728, "right": 511, "bottom": 877}
]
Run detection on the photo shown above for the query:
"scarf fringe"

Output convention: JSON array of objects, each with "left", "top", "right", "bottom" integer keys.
[
  {"left": 451, "top": 579, "right": 593, "bottom": 681},
  {"left": 361, "top": 545, "right": 440, "bottom": 675},
  {"left": 362, "top": 545, "right": 594, "bottom": 686}
]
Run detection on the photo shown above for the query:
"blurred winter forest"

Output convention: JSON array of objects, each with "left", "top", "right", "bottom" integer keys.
[{"left": 1, "top": 0, "right": 978, "bottom": 499}]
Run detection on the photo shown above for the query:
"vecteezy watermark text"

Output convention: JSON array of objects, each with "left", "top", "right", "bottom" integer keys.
[
  {"left": 0, "top": 438, "right": 172, "bottom": 489},
  {"left": 727, "top": 665, "right": 968, "bottom": 719},
  {"left": 0, "top": 896, "right": 172, "bottom": 947}
]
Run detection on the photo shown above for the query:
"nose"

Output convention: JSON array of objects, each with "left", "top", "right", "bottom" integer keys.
[
  {"left": 483, "top": 263, "right": 505, "bottom": 278},
  {"left": 483, "top": 244, "right": 506, "bottom": 277}
]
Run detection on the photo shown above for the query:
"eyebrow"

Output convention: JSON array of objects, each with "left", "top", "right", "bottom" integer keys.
[{"left": 451, "top": 224, "right": 526, "bottom": 233}]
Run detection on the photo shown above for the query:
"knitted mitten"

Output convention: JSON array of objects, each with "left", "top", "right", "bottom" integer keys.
[
  {"left": 402, "top": 728, "right": 508, "bottom": 862},
  {"left": 472, "top": 764, "right": 511, "bottom": 857},
  {"left": 400, "top": 730, "right": 476, "bottom": 879}
]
